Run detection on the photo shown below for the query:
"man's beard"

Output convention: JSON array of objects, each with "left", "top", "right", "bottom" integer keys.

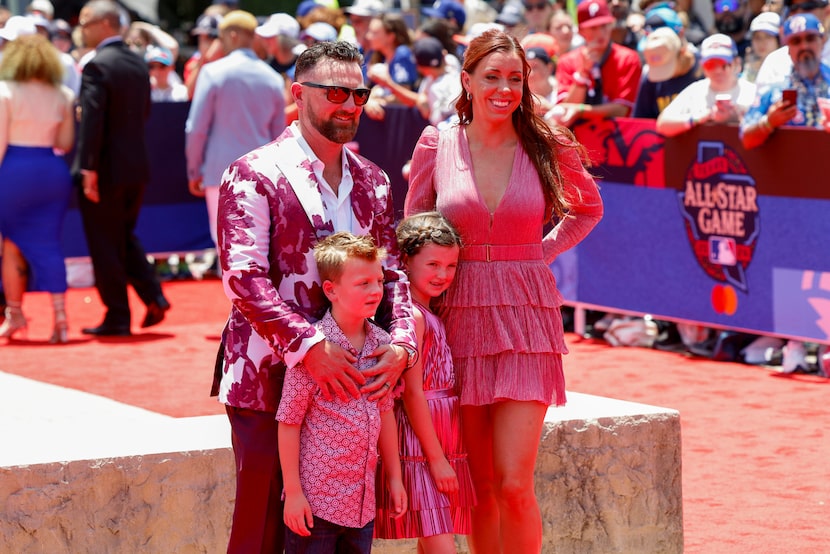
[
  {"left": 715, "top": 15, "right": 743, "bottom": 35},
  {"left": 314, "top": 112, "right": 359, "bottom": 144},
  {"left": 794, "top": 50, "right": 820, "bottom": 79}
]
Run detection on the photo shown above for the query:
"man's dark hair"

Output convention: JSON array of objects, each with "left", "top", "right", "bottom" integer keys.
[{"left": 294, "top": 41, "right": 364, "bottom": 80}]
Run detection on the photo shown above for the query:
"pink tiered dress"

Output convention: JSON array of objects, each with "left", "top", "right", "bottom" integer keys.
[
  {"left": 405, "top": 125, "right": 603, "bottom": 407},
  {"left": 375, "top": 301, "right": 476, "bottom": 538}
]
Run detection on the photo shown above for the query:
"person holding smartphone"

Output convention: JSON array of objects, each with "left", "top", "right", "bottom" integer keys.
[
  {"left": 741, "top": 13, "right": 830, "bottom": 149},
  {"left": 655, "top": 34, "right": 756, "bottom": 137}
]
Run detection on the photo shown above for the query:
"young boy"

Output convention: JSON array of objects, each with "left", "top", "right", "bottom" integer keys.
[{"left": 277, "top": 232, "right": 407, "bottom": 553}]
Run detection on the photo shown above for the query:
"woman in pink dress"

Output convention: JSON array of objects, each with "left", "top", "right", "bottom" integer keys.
[{"left": 405, "top": 30, "right": 603, "bottom": 553}]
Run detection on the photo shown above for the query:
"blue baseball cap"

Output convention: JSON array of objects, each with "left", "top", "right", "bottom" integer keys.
[
  {"left": 422, "top": 1, "right": 466, "bottom": 29},
  {"left": 644, "top": 6, "right": 684, "bottom": 35},
  {"left": 296, "top": 0, "right": 321, "bottom": 17},
  {"left": 714, "top": 0, "right": 740, "bottom": 13},
  {"left": 145, "top": 46, "right": 175, "bottom": 67},
  {"left": 701, "top": 33, "right": 738, "bottom": 63},
  {"left": 783, "top": 13, "right": 825, "bottom": 42}
]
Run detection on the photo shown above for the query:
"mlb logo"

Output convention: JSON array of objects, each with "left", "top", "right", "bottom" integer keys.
[{"left": 709, "top": 236, "right": 737, "bottom": 266}]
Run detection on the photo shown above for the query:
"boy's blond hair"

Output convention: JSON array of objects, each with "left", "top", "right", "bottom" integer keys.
[{"left": 314, "top": 232, "right": 388, "bottom": 283}]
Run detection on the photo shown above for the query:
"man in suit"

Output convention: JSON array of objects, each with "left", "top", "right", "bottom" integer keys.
[
  {"left": 74, "top": 0, "right": 169, "bottom": 336},
  {"left": 212, "top": 41, "right": 418, "bottom": 553},
  {"left": 185, "top": 9, "right": 286, "bottom": 253}
]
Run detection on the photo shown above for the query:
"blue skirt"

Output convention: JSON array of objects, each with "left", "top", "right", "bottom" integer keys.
[{"left": 0, "top": 145, "right": 72, "bottom": 292}]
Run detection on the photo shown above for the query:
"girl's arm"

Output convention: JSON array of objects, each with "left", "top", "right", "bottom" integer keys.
[
  {"left": 278, "top": 422, "right": 313, "bottom": 536},
  {"left": 378, "top": 409, "right": 407, "bottom": 517},
  {"left": 401, "top": 307, "right": 459, "bottom": 493}
]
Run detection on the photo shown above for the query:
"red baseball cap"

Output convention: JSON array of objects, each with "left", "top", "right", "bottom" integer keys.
[{"left": 577, "top": 0, "right": 615, "bottom": 28}]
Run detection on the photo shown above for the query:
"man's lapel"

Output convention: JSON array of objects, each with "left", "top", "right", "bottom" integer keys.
[
  {"left": 273, "top": 138, "right": 334, "bottom": 238},
  {"left": 345, "top": 149, "right": 375, "bottom": 236}
]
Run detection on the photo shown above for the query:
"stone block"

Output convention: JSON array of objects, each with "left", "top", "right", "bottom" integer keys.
[{"left": 0, "top": 392, "right": 681, "bottom": 553}]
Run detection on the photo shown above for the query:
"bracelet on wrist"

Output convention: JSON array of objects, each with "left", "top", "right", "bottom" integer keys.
[{"left": 760, "top": 115, "right": 773, "bottom": 133}]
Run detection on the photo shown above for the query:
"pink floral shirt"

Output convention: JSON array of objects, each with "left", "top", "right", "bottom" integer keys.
[{"left": 277, "top": 311, "right": 393, "bottom": 528}]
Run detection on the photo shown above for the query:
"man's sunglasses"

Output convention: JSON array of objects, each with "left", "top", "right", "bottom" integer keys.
[
  {"left": 524, "top": 1, "right": 549, "bottom": 10},
  {"left": 300, "top": 82, "right": 371, "bottom": 106},
  {"left": 790, "top": 0, "right": 828, "bottom": 12}
]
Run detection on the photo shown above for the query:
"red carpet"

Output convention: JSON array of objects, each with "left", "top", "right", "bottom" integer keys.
[{"left": 1, "top": 280, "right": 828, "bottom": 552}]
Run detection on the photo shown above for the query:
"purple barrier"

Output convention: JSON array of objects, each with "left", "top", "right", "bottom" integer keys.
[
  {"left": 571, "top": 118, "right": 830, "bottom": 343},
  {"left": 54, "top": 105, "right": 830, "bottom": 343},
  {"left": 60, "top": 103, "right": 427, "bottom": 257}
]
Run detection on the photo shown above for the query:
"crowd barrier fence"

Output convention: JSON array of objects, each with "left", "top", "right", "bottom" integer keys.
[{"left": 57, "top": 104, "right": 830, "bottom": 344}]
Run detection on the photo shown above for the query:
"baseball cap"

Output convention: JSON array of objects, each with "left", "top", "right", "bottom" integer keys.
[
  {"left": 496, "top": 3, "right": 524, "bottom": 26},
  {"left": 296, "top": 0, "right": 321, "bottom": 17},
  {"left": 577, "top": 0, "right": 615, "bottom": 29},
  {"left": 643, "top": 27, "right": 681, "bottom": 83},
  {"left": 344, "top": 0, "right": 385, "bottom": 17},
  {"left": 218, "top": 10, "right": 259, "bottom": 33},
  {"left": 145, "top": 46, "right": 175, "bottom": 67},
  {"left": 27, "top": 13, "right": 50, "bottom": 30},
  {"left": 644, "top": 6, "right": 684, "bottom": 35},
  {"left": 783, "top": 13, "right": 825, "bottom": 42},
  {"left": 453, "top": 22, "right": 504, "bottom": 46},
  {"left": 413, "top": 36, "right": 445, "bottom": 67},
  {"left": 714, "top": 0, "right": 740, "bottom": 13},
  {"left": 192, "top": 14, "right": 222, "bottom": 37},
  {"left": 749, "top": 12, "right": 781, "bottom": 36},
  {"left": 27, "top": 0, "right": 54, "bottom": 19},
  {"left": 700, "top": 33, "right": 737, "bottom": 63},
  {"left": 0, "top": 16, "right": 38, "bottom": 42},
  {"left": 422, "top": 1, "right": 467, "bottom": 29},
  {"left": 300, "top": 21, "right": 338, "bottom": 42},
  {"left": 256, "top": 13, "right": 300, "bottom": 39},
  {"left": 521, "top": 33, "right": 558, "bottom": 59},
  {"left": 525, "top": 46, "right": 552, "bottom": 65},
  {"left": 50, "top": 19, "right": 72, "bottom": 38}
]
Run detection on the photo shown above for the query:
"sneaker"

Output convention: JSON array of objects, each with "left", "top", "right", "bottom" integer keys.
[
  {"left": 781, "top": 340, "right": 808, "bottom": 373},
  {"left": 817, "top": 345, "right": 830, "bottom": 378},
  {"left": 741, "top": 336, "right": 786, "bottom": 365}
]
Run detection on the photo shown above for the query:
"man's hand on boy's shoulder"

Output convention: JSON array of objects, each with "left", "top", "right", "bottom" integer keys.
[
  {"left": 304, "top": 340, "right": 363, "bottom": 402},
  {"left": 362, "top": 343, "right": 410, "bottom": 400}
]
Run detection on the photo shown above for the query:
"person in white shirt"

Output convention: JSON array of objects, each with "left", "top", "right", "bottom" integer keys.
[
  {"left": 656, "top": 33, "right": 756, "bottom": 136},
  {"left": 145, "top": 46, "right": 188, "bottom": 102}
]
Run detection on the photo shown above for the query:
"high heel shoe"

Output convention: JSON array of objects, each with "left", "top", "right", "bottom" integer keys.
[
  {"left": 50, "top": 311, "right": 68, "bottom": 344},
  {"left": 0, "top": 307, "right": 28, "bottom": 339}
]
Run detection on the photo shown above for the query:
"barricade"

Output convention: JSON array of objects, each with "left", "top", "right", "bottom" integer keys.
[{"left": 58, "top": 105, "right": 830, "bottom": 343}]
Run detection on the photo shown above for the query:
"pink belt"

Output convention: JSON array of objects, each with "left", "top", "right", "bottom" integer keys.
[
  {"left": 460, "top": 243, "right": 543, "bottom": 262},
  {"left": 423, "top": 388, "right": 456, "bottom": 400}
]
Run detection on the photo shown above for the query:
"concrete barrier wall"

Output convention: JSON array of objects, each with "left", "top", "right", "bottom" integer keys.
[{"left": 0, "top": 392, "right": 682, "bottom": 554}]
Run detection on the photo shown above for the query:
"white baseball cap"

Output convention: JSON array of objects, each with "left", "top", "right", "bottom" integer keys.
[
  {"left": 0, "top": 16, "right": 38, "bottom": 42},
  {"left": 749, "top": 12, "right": 781, "bottom": 37},
  {"left": 256, "top": 13, "right": 300, "bottom": 40}
]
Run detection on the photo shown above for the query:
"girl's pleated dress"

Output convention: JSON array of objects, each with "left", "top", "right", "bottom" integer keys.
[{"left": 374, "top": 302, "right": 476, "bottom": 538}]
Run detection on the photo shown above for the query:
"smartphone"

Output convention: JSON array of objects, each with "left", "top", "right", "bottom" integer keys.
[
  {"left": 715, "top": 93, "right": 732, "bottom": 111},
  {"left": 782, "top": 89, "right": 797, "bottom": 106}
]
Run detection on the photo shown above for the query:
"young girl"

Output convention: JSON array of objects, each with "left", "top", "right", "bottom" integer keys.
[{"left": 375, "top": 212, "right": 475, "bottom": 553}]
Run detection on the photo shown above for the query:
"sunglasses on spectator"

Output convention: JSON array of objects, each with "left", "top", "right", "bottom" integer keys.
[
  {"left": 789, "top": 0, "right": 828, "bottom": 12},
  {"left": 148, "top": 63, "right": 167, "bottom": 70},
  {"left": 300, "top": 82, "right": 371, "bottom": 105},
  {"left": 524, "top": 1, "right": 549, "bottom": 10},
  {"left": 787, "top": 33, "right": 822, "bottom": 46}
]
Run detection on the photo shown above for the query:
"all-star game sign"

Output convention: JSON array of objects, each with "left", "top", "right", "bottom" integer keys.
[{"left": 678, "top": 141, "right": 760, "bottom": 314}]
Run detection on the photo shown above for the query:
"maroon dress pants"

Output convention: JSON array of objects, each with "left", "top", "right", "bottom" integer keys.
[{"left": 226, "top": 405, "right": 284, "bottom": 553}]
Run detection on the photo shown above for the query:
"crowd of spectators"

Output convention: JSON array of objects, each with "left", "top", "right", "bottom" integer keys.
[{"left": 0, "top": 0, "right": 827, "bottom": 374}]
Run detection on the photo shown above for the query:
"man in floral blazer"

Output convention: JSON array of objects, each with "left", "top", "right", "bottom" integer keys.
[{"left": 211, "top": 41, "right": 418, "bottom": 553}]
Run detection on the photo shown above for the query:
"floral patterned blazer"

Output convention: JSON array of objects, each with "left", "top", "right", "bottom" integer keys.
[{"left": 213, "top": 124, "right": 416, "bottom": 413}]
